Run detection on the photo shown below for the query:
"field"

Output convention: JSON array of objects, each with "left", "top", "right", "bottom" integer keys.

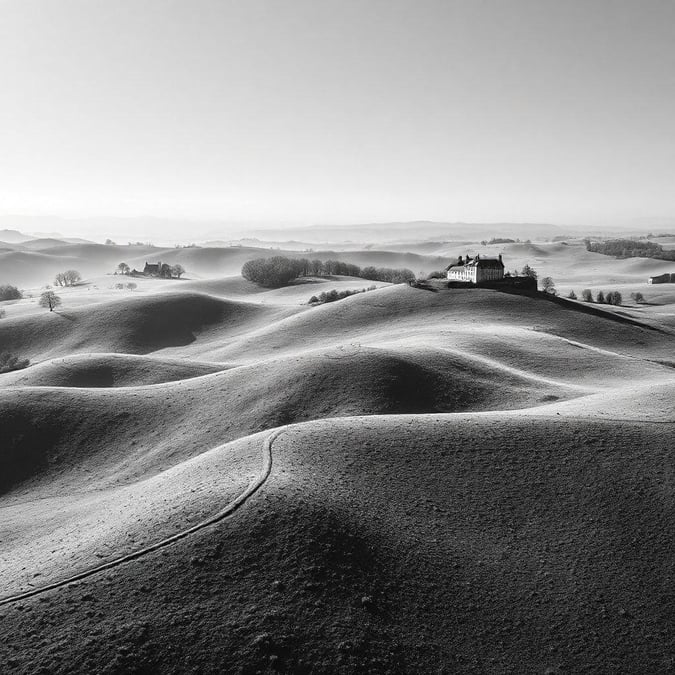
[{"left": 0, "top": 236, "right": 674, "bottom": 673}]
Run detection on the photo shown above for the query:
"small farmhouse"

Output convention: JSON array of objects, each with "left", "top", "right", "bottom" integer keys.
[
  {"left": 143, "top": 261, "right": 162, "bottom": 276},
  {"left": 446, "top": 254, "right": 505, "bottom": 283}
]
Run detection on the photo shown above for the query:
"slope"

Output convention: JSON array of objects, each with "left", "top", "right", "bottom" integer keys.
[
  {"left": 0, "top": 412, "right": 672, "bottom": 673},
  {"left": 0, "top": 291, "right": 289, "bottom": 362},
  {"left": 0, "top": 353, "right": 229, "bottom": 388}
]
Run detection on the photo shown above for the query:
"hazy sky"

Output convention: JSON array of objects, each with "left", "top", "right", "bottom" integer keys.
[{"left": 1, "top": 0, "right": 674, "bottom": 231}]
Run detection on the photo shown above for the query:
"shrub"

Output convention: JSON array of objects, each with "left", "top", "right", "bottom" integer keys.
[
  {"left": 582, "top": 289, "right": 593, "bottom": 302},
  {"left": 567, "top": 290, "right": 577, "bottom": 299},
  {"left": 0, "top": 285, "right": 22, "bottom": 301},
  {"left": 309, "top": 286, "right": 377, "bottom": 305},
  {"left": 596, "top": 290, "right": 606, "bottom": 303}
]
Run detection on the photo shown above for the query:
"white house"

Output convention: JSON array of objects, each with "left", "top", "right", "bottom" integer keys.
[{"left": 446, "top": 254, "right": 505, "bottom": 283}]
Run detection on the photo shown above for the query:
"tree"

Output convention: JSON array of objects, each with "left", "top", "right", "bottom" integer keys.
[
  {"left": 567, "top": 290, "right": 577, "bottom": 299},
  {"left": 171, "top": 264, "right": 185, "bottom": 279},
  {"left": 521, "top": 264, "right": 538, "bottom": 279},
  {"left": 105, "top": 238, "right": 116, "bottom": 245},
  {"left": 582, "top": 289, "right": 593, "bottom": 302},
  {"left": 596, "top": 290, "right": 605, "bottom": 303},
  {"left": 39, "top": 290, "right": 61, "bottom": 311},
  {"left": 54, "top": 270, "right": 81, "bottom": 287},
  {"left": 541, "top": 276, "right": 557, "bottom": 295},
  {"left": 117, "top": 262, "right": 130, "bottom": 275},
  {"left": 126, "top": 282, "right": 137, "bottom": 291},
  {"left": 606, "top": 291, "right": 623, "bottom": 306},
  {"left": 0, "top": 284, "right": 22, "bottom": 300},
  {"left": 631, "top": 291, "right": 645, "bottom": 304}
]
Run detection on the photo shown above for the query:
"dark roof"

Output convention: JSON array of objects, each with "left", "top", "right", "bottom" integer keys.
[
  {"left": 472, "top": 257, "right": 504, "bottom": 268},
  {"left": 446, "top": 256, "right": 504, "bottom": 271}
]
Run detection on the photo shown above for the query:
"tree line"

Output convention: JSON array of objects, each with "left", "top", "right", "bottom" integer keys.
[
  {"left": 585, "top": 238, "right": 675, "bottom": 261},
  {"left": 308, "top": 286, "right": 377, "bottom": 305},
  {"left": 568, "top": 289, "right": 625, "bottom": 305},
  {"left": 242, "top": 256, "right": 415, "bottom": 288}
]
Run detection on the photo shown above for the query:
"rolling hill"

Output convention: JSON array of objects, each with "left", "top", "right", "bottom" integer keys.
[{"left": 0, "top": 272, "right": 674, "bottom": 673}]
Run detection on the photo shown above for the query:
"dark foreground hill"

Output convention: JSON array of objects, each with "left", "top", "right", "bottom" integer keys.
[{"left": 0, "top": 414, "right": 672, "bottom": 674}]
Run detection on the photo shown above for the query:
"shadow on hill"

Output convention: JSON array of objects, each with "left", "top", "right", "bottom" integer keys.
[{"left": 492, "top": 286, "right": 668, "bottom": 333}]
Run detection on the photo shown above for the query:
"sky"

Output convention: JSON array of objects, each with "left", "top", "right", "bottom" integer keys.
[{"left": 0, "top": 0, "right": 674, "bottom": 236}]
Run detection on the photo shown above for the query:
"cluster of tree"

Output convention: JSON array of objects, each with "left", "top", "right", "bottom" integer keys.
[
  {"left": 0, "top": 284, "right": 22, "bottom": 300},
  {"left": 159, "top": 263, "right": 185, "bottom": 279},
  {"left": 53, "top": 270, "right": 81, "bottom": 287},
  {"left": 585, "top": 238, "right": 675, "bottom": 260},
  {"left": 116, "top": 262, "right": 185, "bottom": 278},
  {"left": 480, "top": 237, "right": 532, "bottom": 245},
  {"left": 481, "top": 237, "right": 515, "bottom": 245},
  {"left": 0, "top": 352, "right": 30, "bottom": 374},
  {"left": 114, "top": 282, "right": 138, "bottom": 291},
  {"left": 308, "top": 286, "right": 377, "bottom": 305},
  {"left": 242, "top": 255, "right": 414, "bottom": 288},
  {"left": 575, "top": 289, "right": 623, "bottom": 305}
]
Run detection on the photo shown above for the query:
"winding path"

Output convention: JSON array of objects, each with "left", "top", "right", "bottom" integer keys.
[
  {"left": 0, "top": 428, "right": 283, "bottom": 607},
  {"left": 1, "top": 408, "right": 673, "bottom": 608}
]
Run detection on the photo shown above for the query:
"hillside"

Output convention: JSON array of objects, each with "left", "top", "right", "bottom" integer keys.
[
  {"left": 0, "top": 412, "right": 672, "bottom": 673},
  {"left": 1, "top": 275, "right": 674, "bottom": 673}
]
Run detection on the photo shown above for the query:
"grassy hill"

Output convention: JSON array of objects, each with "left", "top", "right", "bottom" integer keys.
[{"left": 0, "top": 274, "right": 674, "bottom": 673}]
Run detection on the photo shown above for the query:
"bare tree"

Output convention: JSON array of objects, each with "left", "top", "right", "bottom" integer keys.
[
  {"left": 39, "top": 290, "right": 61, "bottom": 311},
  {"left": 541, "top": 276, "right": 557, "bottom": 295},
  {"left": 54, "top": 270, "right": 81, "bottom": 287}
]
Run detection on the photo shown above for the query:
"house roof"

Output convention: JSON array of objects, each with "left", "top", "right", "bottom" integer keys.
[
  {"left": 470, "top": 257, "right": 504, "bottom": 269},
  {"left": 446, "top": 256, "right": 504, "bottom": 271}
]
